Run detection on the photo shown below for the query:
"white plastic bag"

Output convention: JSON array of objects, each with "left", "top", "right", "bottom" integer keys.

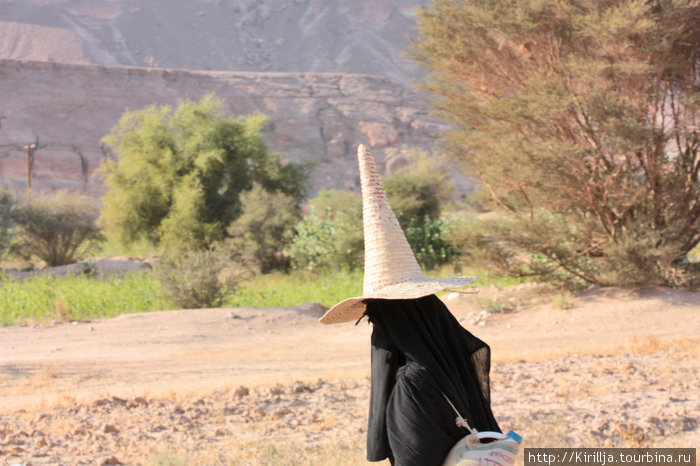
[{"left": 442, "top": 431, "right": 519, "bottom": 466}]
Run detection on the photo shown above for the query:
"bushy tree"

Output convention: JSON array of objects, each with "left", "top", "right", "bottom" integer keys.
[
  {"left": 383, "top": 151, "right": 454, "bottom": 229},
  {"left": 227, "top": 184, "right": 301, "bottom": 273},
  {"left": 289, "top": 190, "right": 364, "bottom": 272},
  {"left": 309, "top": 190, "right": 364, "bottom": 268},
  {"left": 405, "top": 216, "right": 457, "bottom": 270},
  {"left": 412, "top": 0, "right": 700, "bottom": 288},
  {"left": 11, "top": 190, "right": 104, "bottom": 267},
  {"left": 99, "top": 94, "right": 307, "bottom": 253},
  {"left": 289, "top": 184, "right": 458, "bottom": 271},
  {"left": 289, "top": 208, "right": 340, "bottom": 272}
]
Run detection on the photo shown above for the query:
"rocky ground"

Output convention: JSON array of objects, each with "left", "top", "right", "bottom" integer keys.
[
  {"left": 1, "top": 349, "right": 698, "bottom": 465},
  {"left": 1, "top": 286, "right": 698, "bottom": 465}
]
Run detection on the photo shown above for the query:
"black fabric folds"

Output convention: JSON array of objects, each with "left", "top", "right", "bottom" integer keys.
[{"left": 365, "top": 295, "right": 500, "bottom": 466}]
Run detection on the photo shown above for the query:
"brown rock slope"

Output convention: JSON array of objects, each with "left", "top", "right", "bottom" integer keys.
[{"left": 0, "top": 59, "right": 452, "bottom": 199}]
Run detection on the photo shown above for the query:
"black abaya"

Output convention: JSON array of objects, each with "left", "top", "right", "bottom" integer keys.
[{"left": 365, "top": 295, "right": 500, "bottom": 466}]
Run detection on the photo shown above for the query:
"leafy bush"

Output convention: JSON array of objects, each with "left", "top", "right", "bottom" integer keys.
[
  {"left": 153, "top": 248, "right": 243, "bottom": 309},
  {"left": 290, "top": 181, "right": 460, "bottom": 272},
  {"left": 308, "top": 190, "right": 362, "bottom": 222},
  {"left": 445, "top": 214, "right": 582, "bottom": 289},
  {"left": 383, "top": 151, "right": 453, "bottom": 229},
  {"left": 309, "top": 190, "right": 364, "bottom": 267},
  {"left": 289, "top": 208, "right": 340, "bottom": 272},
  {"left": 0, "top": 188, "right": 13, "bottom": 259},
  {"left": 226, "top": 185, "right": 300, "bottom": 273},
  {"left": 289, "top": 190, "right": 364, "bottom": 272},
  {"left": 11, "top": 190, "right": 104, "bottom": 267},
  {"left": 405, "top": 216, "right": 457, "bottom": 270},
  {"left": 99, "top": 94, "right": 307, "bottom": 253}
]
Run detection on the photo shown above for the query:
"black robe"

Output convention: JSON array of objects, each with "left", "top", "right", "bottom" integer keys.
[{"left": 364, "top": 295, "right": 500, "bottom": 466}]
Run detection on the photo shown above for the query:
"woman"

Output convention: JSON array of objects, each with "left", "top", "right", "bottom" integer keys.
[
  {"left": 319, "top": 145, "right": 502, "bottom": 465},
  {"left": 364, "top": 296, "right": 500, "bottom": 465}
]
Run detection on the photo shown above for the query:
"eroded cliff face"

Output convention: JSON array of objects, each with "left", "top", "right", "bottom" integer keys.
[{"left": 0, "top": 59, "right": 453, "bottom": 199}]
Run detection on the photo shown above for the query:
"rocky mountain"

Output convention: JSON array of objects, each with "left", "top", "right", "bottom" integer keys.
[
  {"left": 0, "top": 0, "right": 425, "bottom": 86},
  {"left": 0, "top": 0, "right": 470, "bottom": 201},
  {"left": 0, "top": 59, "right": 457, "bottom": 199}
]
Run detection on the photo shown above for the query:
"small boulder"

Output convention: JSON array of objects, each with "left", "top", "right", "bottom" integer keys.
[{"left": 104, "top": 424, "right": 119, "bottom": 434}]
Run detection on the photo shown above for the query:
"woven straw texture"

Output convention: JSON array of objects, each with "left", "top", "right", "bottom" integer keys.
[{"left": 319, "top": 144, "right": 475, "bottom": 325}]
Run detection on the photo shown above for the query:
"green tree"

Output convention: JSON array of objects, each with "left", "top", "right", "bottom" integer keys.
[
  {"left": 412, "top": 0, "right": 700, "bottom": 288},
  {"left": 99, "top": 94, "right": 307, "bottom": 253},
  {"left": 383, "top": 151, "right": 454, "bottom": 229},
  {"left": 226, "top": 184, "right": 301, "bottom": 273},
  {"left": 405, "top": 216, "right": 457, "bottom": 270},
  {"left": 311, "top": 190, "right": 365, "bottom": 269},
  {"left": 289, "top": 190, "right": 364, "bottom": 272},
  {"left": 11, "top": 190, "right": 104, "bottom": 267},
  {"left": 289, "top": 208, "right": 340, "bottom": 272}
]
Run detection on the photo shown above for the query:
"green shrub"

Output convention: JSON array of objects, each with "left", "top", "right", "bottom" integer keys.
[
  {"left": 383, "top": 151, "right": 453, "bottom": 229},
  {"left": 288, "top": 208, "right": 339, "bottom": 272},
  {"left": 405, "top": 216, "right": 457, "bottom": 270},
  {"left": 11, "top": 190, "right": 104, "bottom": 267},
  {"left": 309, "top": 190, "right": 364, "bottom": 268},
  {"left": 289, "top": 190, "right": 364, "bottom": 272},
  {"left": 290, "top": 181, "right": 461, "bottom": 273},
  {"left": 152, "top": 248, "right": 243, "bottom": 309},
  {"left": 226, "top": 184, "right": 300, "bottom": 273},
  {"left": 308, "top": 190, "right": 362, "bottom": 222}
]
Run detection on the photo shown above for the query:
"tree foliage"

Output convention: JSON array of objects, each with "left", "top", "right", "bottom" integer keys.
[
  {"left": 289, "top": 190, "right": 364, "bottom": 272},
  {"left": 99, "top": 94, "right": 307, "bottom": 253},
  {"left": 412, "top": 0, "right": 700, "bottom": 287},
  {"left": 11, "top": 190, "right": 104, "bottom": 267},
  {"left": 383, "top": 151, "right": 454, "bottom": 229},
  {"left": 289, "top": 177, "right": 458, "bottom": 272},
  {"left": 405, "top": 216, "right": 457, "bottom": 270},
  {"left": 226, "top": 184, "right": 301, "bottom": 273}
]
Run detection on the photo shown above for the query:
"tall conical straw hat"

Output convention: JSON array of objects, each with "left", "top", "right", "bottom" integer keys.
[{"left": 319, "top": 144, "right": 476, "bottom": 324}]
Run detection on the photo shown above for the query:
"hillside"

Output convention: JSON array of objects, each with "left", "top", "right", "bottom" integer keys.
[
  {"left": 0, "top": 0, "right": 424, "bottom": 85},
  {"left": 0, "top": 0, "right": 463, "bottom": 200},
  {"left": 0, "top": 59, "right": 458, "bottom": 199}
]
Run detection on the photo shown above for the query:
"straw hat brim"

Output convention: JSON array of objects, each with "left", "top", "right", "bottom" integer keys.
[{"left": 318, "top": 275, "right": 476, "bottom": 324}]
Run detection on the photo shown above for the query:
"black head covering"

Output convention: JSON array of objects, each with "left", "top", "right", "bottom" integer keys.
[{"left": 365, "top": 294, "right": 500, "bottom": 464}]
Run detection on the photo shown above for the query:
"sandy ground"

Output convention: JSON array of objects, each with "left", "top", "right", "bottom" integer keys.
[{"left": 0, "top": 285, "right": 698, "bottom": 464}]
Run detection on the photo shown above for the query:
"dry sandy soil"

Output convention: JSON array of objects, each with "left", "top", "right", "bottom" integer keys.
[{"left": 0, "top": 285, "right": 698, "bottom": 465}]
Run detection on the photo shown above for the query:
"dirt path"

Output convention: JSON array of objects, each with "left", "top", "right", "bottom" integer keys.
[{"left": 0, "top": 286, "right": 698, "bottom": 464}]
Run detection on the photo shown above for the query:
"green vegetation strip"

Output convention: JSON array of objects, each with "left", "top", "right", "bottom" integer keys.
[
  {"left": 0, "top": 268, "right": 521, "bottom": 327},
  {"left": 0, "top": 271, "right": 167, "bottom": 326},
  {"left": 0, "top": 269, "right": 364, "bottom": 327},
  {"left": 226, "top": 268, "right": 363, "bottom": 309}
]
